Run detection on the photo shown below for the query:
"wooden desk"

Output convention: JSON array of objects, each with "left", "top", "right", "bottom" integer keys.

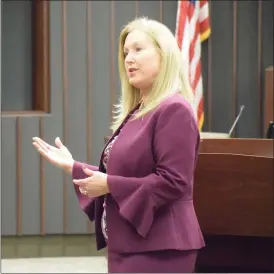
[
  {"left": 264, "top": 67, "right": 273, "bottom": 135},
  {"left": 195, "top": 138, "right": 274, "bottom": 272}
]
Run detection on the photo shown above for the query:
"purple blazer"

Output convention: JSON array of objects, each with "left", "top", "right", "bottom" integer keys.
[{"left": 72, "top": 93, "right": 205, "bottom": 253}]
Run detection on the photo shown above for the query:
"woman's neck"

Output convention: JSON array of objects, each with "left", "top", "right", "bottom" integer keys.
[
  {"left": 139, "top": 95, "right": 147, "bottom": 110},
  {"left": 139, "top": 89, "right": 150, "bottom": 106}
]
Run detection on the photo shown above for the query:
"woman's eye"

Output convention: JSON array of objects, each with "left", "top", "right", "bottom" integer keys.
[{"left": 135, "top": 47, "right": 142, "bottom": 52}]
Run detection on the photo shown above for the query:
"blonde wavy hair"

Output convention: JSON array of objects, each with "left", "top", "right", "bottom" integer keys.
[{"left": 110, "top": 17, "right": 194, "bottom": 132}]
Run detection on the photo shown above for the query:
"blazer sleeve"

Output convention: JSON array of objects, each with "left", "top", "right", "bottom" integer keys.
[
  {"left": 72, "top": 161, "right": 99, "bottom": 222},
  {"left": 107, "top": 102, "right": 199, "bottom": 238}
]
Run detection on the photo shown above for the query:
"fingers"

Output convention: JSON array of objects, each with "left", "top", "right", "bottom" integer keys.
[
  {"left": 32, "top": 137, "right": 56, "bottom": 152},
  {"left": 32, "top": 137, "right": 47, "bottom": 147},
  {"left": 82, "top": 167, "right": 94, "bottom": 176},
  {"left": 32, "top": 139, "right": 56, "bottom": 164},
  {"left": 73, "top": 179, "right": 88, "bottom": 188},
  {"left": 32, "top": 137, "right": 48, "bottom": 151},
  {"left": 79, "top": 187, "right": 87, "bottom": 195},
  {"left": 73, "top": 168, "right": 95, "bottom": 186},
  {"left": 32, "top": 141, "right": 47, "bottom": 155},
  {"left": 55, "top": 137, "right": 64, "bottom": 149},
  {"left": 33, "top": 143, "right": 51, "bottom": 161},
  {"left": 79, "top": 187, "right": 94, "bottom": 197}
]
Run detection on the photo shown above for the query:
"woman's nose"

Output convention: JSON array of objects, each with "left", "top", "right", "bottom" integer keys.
[{"left": 125, "top": 53, "right": 134, "bottom": 64}]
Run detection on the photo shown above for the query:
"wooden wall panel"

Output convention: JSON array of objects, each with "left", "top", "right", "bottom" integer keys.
[
  {"left": 89, "top": 0, "right": 111, "bottom": 171},
  {"left": 43, "top": 115, "right": 64, "bottom": 235},
  {"left": 66, "top": 0, "right": 88, "bottom": 234},
  {"left": 43, "top": 1, "right": 64, "bottom": 235},
  {"left": 261, "top": 0, "right": 273, "bottom": 133},
  {"left": 264, "top": 67, "right": 274, "bottom": 134},
  {"left": 210, "top": 1, "right": 234, "bottom": 135},
  {"left": 139, "top": 1, "right": 161, "bottom": 22},
  {"left": 202, "top": 0, "right": 273, "bottom": 137},
  {"left": 61, "top": 0, "right": 68, "bottom": 234},
  {"left": 201, "top": 4, "right": 211, "bottom": 132},
  {"left": 16, "top": 118, "right": 22, "bottom": 236},
  {"left": 162, "top": 1, "right": 177, "bottom": 33},
  {"left": 86, "top": 0, "right": 93, "bottom": 234},
  {"left": 113, "top": 1, "right": 137, "bottom": 101},
  {"left": 21, "top": 117, "right": 40, "bottom": 235},
  {"left": 1, "top": 117, "right": 17, "bottom": 236},
  {"left": 236, "top": 1, "right": 259, "bottom": 138},
  {"left": 32, "top": 0, "right": 50, "bottom": 113},
  {"left": 1, "top": 0, "right": 273, "bottom": 237}
]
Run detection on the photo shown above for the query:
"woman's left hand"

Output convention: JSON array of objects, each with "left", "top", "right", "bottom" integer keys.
[{"left": 73, "top": 167, "right": 109, "bottom": 197}]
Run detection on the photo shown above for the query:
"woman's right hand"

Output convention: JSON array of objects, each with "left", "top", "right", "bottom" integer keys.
[{"left": 32, "top": 137, "right": 74, "bottom": 174}]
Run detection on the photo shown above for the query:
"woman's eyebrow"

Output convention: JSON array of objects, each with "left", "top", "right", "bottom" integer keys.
[{"left": 124, "top": 41, "right": 142, "bottom": 51}]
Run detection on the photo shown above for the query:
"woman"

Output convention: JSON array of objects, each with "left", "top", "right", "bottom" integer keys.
[{"left": 33, "top": 17, "right": 205, "bottom": 273}]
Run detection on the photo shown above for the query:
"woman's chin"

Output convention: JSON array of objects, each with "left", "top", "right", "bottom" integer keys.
[{"left": 128, "top": 79, "right": 140, "bottom": 88}]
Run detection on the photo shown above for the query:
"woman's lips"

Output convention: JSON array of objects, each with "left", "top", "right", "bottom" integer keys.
[{"left": 128, "top": 68, "right": 138, "bottom": 76}]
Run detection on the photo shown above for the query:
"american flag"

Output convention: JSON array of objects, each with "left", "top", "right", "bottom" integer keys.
[{"left": 175, "top": 0, "right": 211, "bottom": 131}]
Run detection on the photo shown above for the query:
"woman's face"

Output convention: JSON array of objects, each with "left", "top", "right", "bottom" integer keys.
[{"left": 123, "top": 30, "right": 161, "bottom": 94}]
